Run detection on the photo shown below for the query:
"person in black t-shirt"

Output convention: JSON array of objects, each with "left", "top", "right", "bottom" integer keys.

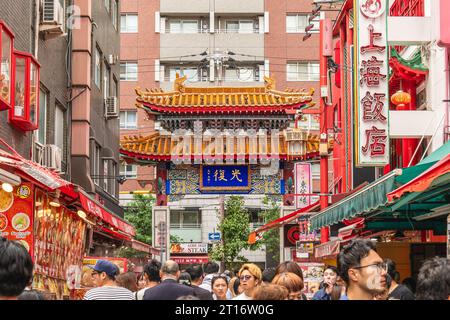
[{"left": 385, "top": 259, "right": 415, "bottom": 300}]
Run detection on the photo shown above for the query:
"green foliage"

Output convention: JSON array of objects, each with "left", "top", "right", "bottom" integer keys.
[
  {"left": 209, "top": 196, "right": 252, "bottom": 270},
  {"left": 170, "top": 234, "right": 184, "bottom": 243},
  {"left": 124, "top": 194, "right": 155, "bottom": 245},
  {"left": 259, "top": 196, "right": 281, "bottom": 264},
  {"left": 115, "top": 246, "right": 149, "bottom": 259}
]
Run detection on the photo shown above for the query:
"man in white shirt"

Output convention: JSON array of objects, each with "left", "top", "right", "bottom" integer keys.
[
  {"left": 84, "top": 260, "right": 134, "bottom": 300},
  {"left": 233, "top": 263, "right": 262, "bottom": 300}
]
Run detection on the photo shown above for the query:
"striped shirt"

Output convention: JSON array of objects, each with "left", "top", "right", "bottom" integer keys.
[{"left": 83, "top": 286, "right": 135, "bottom": 300}]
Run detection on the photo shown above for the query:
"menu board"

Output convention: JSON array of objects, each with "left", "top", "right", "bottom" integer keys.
[
  {"left": 0, "top": 182, "right": 34, "bottom": 257},
  {"left": 32, "top": 189, "right": 86, "bottom": 299},
  {"left": 298, "top": 262, "right": 325, "bottom": 300}
]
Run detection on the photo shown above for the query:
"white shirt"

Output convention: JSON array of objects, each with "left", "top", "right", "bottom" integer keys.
[
  {"left": 83, "top": 286, "right": 135, "bottom": 300},
  {"left": 233, "top": 292, "right": 252, "bottom": 300}
]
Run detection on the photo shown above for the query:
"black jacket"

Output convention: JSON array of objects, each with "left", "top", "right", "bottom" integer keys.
[
  {"left": 143, "top": 279, "right": 195, "bottom": 300},
  {"left": 192, "top": 285, "right": 213, "bottom": 300}
]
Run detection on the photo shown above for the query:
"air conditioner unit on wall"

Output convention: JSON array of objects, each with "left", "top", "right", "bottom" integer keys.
[
  {"left": 105, "top": 96, "right": 118, "bottom": 118},
  {"left": 43, "top": 144, "right": 62, "bottom": 173},
  {"left": 108, "top": 54, "right": 118, "bottom": 65},
  {"left": 40, "top": 0, "right": 65, "bottom": 39}
]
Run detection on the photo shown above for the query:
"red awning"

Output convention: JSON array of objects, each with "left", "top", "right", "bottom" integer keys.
[
  {"left": 248, "top": 201, "right": 320, "bottom": 244},
  {"left": 0, "top": 139, "right": 72, "bottom": 191},
  {"left": 387, "top": 154, "right": 450, "bottom": 202},
  {"left": 130, "top": 239, "right": 160, "bottom": 254},
  {"left": 171, "top": 256, "right": 209, "bottom": 264},
  {"left": 79, "top": 191, "right": 136, "bottom": 237},
  {"left": 338, "top": 218, "right": 365, "bottom": 242}
]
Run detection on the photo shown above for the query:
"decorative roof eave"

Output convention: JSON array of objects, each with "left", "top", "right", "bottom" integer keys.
[
  {"left": 119, "top": 132, "right": 333, "bottom": 164},
  {"left": 133, "top": 75, "right": 315, "bottom": 115},
  {"left": 120, "top": 150, "right": 322, "bottom": 164},
  {"left": 137, "top": 101, "right": 315, "bottom": 116},
  {"left": 389, "top": 47, "right": 428, "bottom": 85}
]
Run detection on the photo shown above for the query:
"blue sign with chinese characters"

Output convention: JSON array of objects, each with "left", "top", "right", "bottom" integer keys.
[{"left": 200, "top": 165, "right": 251, "bottom": 191}]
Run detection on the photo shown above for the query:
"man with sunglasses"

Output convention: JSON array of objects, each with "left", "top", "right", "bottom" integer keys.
[
  {"left": 84, "top": 260, "right": 135, "bottom": 300},
  {"left": 233, "top": 263, "right": 262, "bottom": 300},
  {"left": 337, "top": 239, "right": 387, "bottom": 300}
]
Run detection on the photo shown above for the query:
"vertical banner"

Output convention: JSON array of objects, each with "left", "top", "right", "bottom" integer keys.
[
  {"left": 294, "top": 162, "right": 312, "bottom": 209},
  {"left": 354, "top": 0, "right": 389, "bottom": 166},
  {"left": 153, "top": 207, "right": 169, "bottom": 262}
]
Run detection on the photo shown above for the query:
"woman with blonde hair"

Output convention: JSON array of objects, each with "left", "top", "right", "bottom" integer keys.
[
  {"left": 272, "top": 272, "right": 305, "bottom": 300},
  {"left": 233, "top": 263, "right": 262, "bottom": 300}
]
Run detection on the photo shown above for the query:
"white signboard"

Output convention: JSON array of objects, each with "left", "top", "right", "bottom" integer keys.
[
  {"left": 170, "top": 243, "right": 208, "bottom": 254},
  {"left": 294, "top": 163, "right": 312, "bottom": 209},
  {"left": 355, "top": 0, "right": 389, "bottom": 166}
]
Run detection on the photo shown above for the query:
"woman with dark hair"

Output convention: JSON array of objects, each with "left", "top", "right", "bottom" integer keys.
[
  {"left": 385, "top": 259, "right": 414, "bottom": 300},
  {"left": 229, "top": 277, "right": 243, "bottom": 298},
  {"left": 178, "top": 272, "right": 192, "bottom": 286},
  {"left": 330, "top": 284, "right": 346, "bottom": 300},
  {"left": 116, "top": 272, "right": 139, "bottom": 292},
  {"left": 211, "top": 275, "right": 229, "bottom": 300},
  {"left": 135, "top": 259, "right": 162, "bottom": 300},
  {"left": 312, "top": 266, "right": 338, "bottom": 300}
]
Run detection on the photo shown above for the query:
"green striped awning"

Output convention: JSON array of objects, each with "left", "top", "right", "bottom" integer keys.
[{"left": 310, "top": 170, "right": 402, "bottom": 230}]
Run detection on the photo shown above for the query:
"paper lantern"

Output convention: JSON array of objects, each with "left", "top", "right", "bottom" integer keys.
[{"left": 391, "top": 90, "right": 411, "bottom": 108}]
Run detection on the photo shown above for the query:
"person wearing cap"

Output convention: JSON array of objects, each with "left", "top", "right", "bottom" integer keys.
[{"left": 83, "top": 260, "right": 135, "bottom": 300}]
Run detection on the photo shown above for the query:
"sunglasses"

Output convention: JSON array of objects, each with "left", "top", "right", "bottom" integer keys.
[{"left": 239, "top": 275, "right": 254, "bottom": 281}]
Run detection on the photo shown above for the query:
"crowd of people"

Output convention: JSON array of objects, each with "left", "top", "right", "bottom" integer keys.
[{"left": 1, "top": 237, "right": 449, "bottom": 300}]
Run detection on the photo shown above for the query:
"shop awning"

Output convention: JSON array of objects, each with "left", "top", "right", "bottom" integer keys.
[
  {"left": 384, "top": 154, "right": 450, "bottom": 221},
  {"left": 247, "top": 201, "right": 320, "bottom": 244},
  {"left": 387, "top": 154, "right": 450, "bottom": 202},
  {"left": 130, "top": 239, "right": 160, "bottom": 255},
  {"left": 0, "top": 140, "right": 71, "bottom": 191},
  {"left": 79, "top": 191, "right": 136, "bottom": 237},
  {"left": 310, "top": 169, "right": 403, "bottom": 230},
  {"left": 171, "top": 256, "right": 209, "bottom": 264}
]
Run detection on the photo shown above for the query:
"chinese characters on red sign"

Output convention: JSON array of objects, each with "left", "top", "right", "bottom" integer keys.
[{"left": 356, "top": 0, "right": 389, "bottom": 166}]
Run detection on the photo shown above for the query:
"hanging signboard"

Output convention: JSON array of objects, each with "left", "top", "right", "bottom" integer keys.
[
  {"left": 354, "top": 0, "right": 389, "bottom": 166},
  {"left": 447, "top": 214, "right": 450, "bottom": 259},
  {"left": 294, "top": 162, "right": 312, "bottom": 209},
  {"left": 200, "top": 165, "right": 251, "bottom": 191}
]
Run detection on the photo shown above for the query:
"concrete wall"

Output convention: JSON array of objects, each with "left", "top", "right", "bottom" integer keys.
[
  {"left": 160, "top": 0, "right": 210, "bottom": 13},
  {"left": 214, "top": 0, "right": 264, "bottom": 14}
]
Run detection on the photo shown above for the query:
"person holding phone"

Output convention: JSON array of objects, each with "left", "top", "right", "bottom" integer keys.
[{"left": 312, "top": 266, "right": 338, "bottom": 300}]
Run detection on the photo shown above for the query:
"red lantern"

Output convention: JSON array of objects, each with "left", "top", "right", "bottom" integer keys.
[{"left": 390, "top": 90, "right": 411, "bottom": 108}]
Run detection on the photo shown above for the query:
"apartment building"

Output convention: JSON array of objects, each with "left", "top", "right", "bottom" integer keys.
[{"left": 119, "top": 0, "right": 332, "bottom": 266}]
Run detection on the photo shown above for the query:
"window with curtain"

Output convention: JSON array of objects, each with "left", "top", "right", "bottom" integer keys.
[
  {"left": 121, "top": 14, "right": 138, "bottom": 33},
  {"left": 120, "top": 61, "right": 138, "bottom": 81},
  {"left": 286, "top": 61, "right": 320, "bottom": 81},
  {"left": 286, "top": 14, "right": 319, "bottom": 33},
  {"left": 119, "top": 110, "right": 137, "bottom": 129},
  {"left": 119, "top": 164, "right": 137, "bottom": 178},
  {"left": 95, "top": 47, "right": 101, "bottom": 88}
]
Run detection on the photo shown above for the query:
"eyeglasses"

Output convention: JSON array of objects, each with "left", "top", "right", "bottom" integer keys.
[
  {"left": 352, "top": 262, "right": 388, "bottom": 273},
  {"left": 239, "top": 275, "right": 254, "bottom": 281}
]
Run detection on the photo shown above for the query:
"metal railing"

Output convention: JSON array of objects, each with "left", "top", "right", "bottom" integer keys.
[{"left": 170, "top": 223, "right": 202, "bottom": 229}]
